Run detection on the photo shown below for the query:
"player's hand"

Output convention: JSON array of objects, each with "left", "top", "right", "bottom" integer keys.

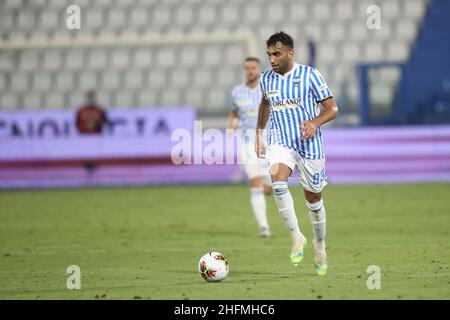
[
  {"left": 301, "top": 120, "right": 319, "bottom": 140},
  {"left": 255, "top": 131, "right": 266, "bottom": 158}
]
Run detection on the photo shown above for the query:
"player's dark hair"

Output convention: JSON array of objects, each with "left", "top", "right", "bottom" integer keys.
[
  {"left": 266, "top": 31, "right": 294, "bottom": 49},
  {"left": 245, "top": 57, "right": 260, "bottom": 64}
]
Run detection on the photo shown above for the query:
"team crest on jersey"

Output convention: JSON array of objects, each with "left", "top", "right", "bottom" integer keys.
[
  {"left": 235, "top": 98, "right": 252, "bottom": 107},
  {"left": 266, "top": 90, "right": 279, "bottom": 98},
  {"left": 292, "top": 76, "right": 301, "bottom": 86}
]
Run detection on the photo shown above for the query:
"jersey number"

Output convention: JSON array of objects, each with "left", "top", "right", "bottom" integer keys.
[{"left": 312, "top": 170, "right": 326, "bottom": 185}]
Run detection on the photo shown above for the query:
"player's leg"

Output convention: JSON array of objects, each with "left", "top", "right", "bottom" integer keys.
[
  {"left": 261, "top": 159, "right": 273, "bottom": 196},
  {"left": 249, "top": 175, "right": 271, "bottom": 237},
  {"left": 241, "top": 143, "right": 271, "bottom": 237},
  {"left": 298, "top": 158, "right": 328, "bottom": 275},
  {"left": 267, "top": 146, "right": 307, "bottom": 265}
]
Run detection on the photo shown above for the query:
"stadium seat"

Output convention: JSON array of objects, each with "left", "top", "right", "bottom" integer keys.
[
  {"left": 0, "top": 52, "right": 16, "bottom": 72},
  {"left": 265, "top": 4, "right": 285, "bottom": 24},
  {"left": 305, "top": 24, "right": 322, "bottom": 42},
  {"left": 93, "top": 0, "right": 117, "bottom": 8},
  {"left": 0, "top": 74, "right": 7, "bottom": 92},
  {"left": 129, "top": 8, "right": 148, "bottom": 28},
  {"left": 1, "top": 93, "right": 21, "bottom": 110},
  {"left": 363, "top": 43, "right": 385, "bottom": 62},
  {"left": 217, "top": 69, "right": 236, "bottom": 87},
  {"left": 371, "top": 22, "right": 393, "bottom": 40},
  {"left": 197, "top": 6, "right": 216, "bottom": 26},
  {"left": 10, "top": 72, "right": 29, "bottom": 92},
  {"left": 16, "top": 11, "right": 36, "bottom": 32},
  {"left": 404, "top": 0, "right": 428, "bottom": 20},
  {"left": 381, "top": 0, "right": 401, "bottom": 19},
  {"left": 170, "top": 69, "right": 190, "bottom": 88},
  {"left": 65, "top": 50, "right": 85, "bottom": 71},
  {"left": 312, "top": 2, "right": 331, "bottom": 21},
  {"left": 349, "top": 21, "right": 369, "bottom": 40},
  {"left": 222, "top": 5, "right": 240, "bottom": 25},
  {"left": 78, "top": 71, "right": 98, "bottom": 91},
  {"left": 202, "top": 46, "right": 222, "bottom": 67},
  {"left": 87, "top": 49, "right": 109, "bottom": 70},
  {"left": 96, "top": 91, "right": 112, "bottom": 107},
  {"left": 194, "top": 69, "right": 212, "bottom": 88},
  {"left": 67, "top": 90, "right": 85, "bottom": 108},
  {"left": 115, "top": 91, "right": 136, "bottom": 108},
  {"left": 18, "top": 51, "right": 40, "bottom": 71},
  {"left": 335, "top": 2, "right": 353, "bottom": 20},
  {"left": 138, "top": 91, "right": 158, "bottom": 107},
  {"left": 244, "top": 4, "right": 262, "bottom": 24},
  {"left": 395, "top": 20, "right": 419, "bottom": 40},
  {"left": 45, "top": 92, "right": 66, "bottom": 109},
  {"left": 32, "top": 73, "right": 53, "bottom": 92},
  {"left": 111, "top": 50, "right": 130, "bottom": 69},
  {"left": 326, "top": 23, "right": 346, "bottom": 42},
  {"left": 161, "top": 91, "right": 181, "bottom": 106},
  {"left": 100, "top": 71, "right": 121, "bottom": 91},
  {"left": 124, "top": 70, "right": 144, "bottom": 90},
  {"left": 370, "top": 85, "right": 395, "bottom": 108},
  {"left": 107, "top": 9, "right": 127, "bottom": 30},
  {"left": 0, "top": 0, "right": 430, "bottom": 115},
  {"left": 175, "top": 6, "right": 194, "bottom": 26},
  {"left": 340, "top": 43, "right": 361, "bottom": 63},
  {"left": 152, "top": 7, "right": 171, "bottom": 27},
  {"left": 38, "top": 10, "right": 60, "bottom": 31},
  {"left": 55, "top": 72, "right": 76, "bottom": 91},
  {"left": 289, "top": 3, "right": 308, "bottom": 21},
  {"left": 184, "top": 89, "right": 203, "bottom": 108},
  {"left": 85, "top": 9, "right": 104, "bottom": 31},
  {"left": 23, "top": 92, "right": 43, "bottom": 109},
  {"left": 387, "top": 42, "right": 410, "bottom": 61},
  {"left": 4, "top": 0, "right": 23, "bottom": 10},
  {"left": 147, "top": 69, "right": 167, "bottom": 89},
  {"left": 179, "top": 47, "right": 198, "bottom": 67},
  {"left": 317, "top": 43, "right": 337, "bottom": 64},
  {"left": 42, "top": 50, "right": 63, "bottom": 71},
  {"left": 206, "top": 88, "right": 227, "bottom": 111},
  {"left": 157, "top": 48, "right": 176, "bottom": 67},
  {"left": 133, "top": 49, "right": 153, "bottom": 68},
  {"left": 223, "top": 45, "right": 246, "bottom": 67}
]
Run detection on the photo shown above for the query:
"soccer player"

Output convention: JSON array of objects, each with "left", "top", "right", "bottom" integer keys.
[
  {"left": 76, "top": 90, "right": 108, "bottom": 134},
  {"left": 228, "top": 57, "right": 272, "bottom": 238},
  {"left": 255, "top": 32, "right": 339, "bottom": 276}
]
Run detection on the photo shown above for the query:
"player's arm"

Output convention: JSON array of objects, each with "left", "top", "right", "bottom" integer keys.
[
  {"left": 255, "top": 97, "right": 270, "bottom": 157},
  {"left": 301, "top": 97, "right": 339, "bottom": 139},
  {"left": 228, "top": 110, "right": 239, "bottom": 130}
]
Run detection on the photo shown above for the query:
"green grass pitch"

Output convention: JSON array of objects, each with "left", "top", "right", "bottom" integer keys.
[{"left": 0, "top": 183, "right": 449, "bottom": 300}]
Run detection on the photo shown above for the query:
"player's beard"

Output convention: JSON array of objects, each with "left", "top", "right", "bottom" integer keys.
[{"left": 278, "top": 58, "right": 291, "bottom": 74}]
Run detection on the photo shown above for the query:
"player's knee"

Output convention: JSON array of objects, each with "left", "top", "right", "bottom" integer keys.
[
  {"left": 272, "top": 181, "right": 288, "bottom": 196},
  {"left": 306, "top": 198, "right": 323, "bottom": 211},
  {"left": 250, "top": 177, "right": 263, "bottom": 188},
  {"left": 269, "top": 163, "right": 291, "bottom": 181},
  {"left": 264, "top": 185, "right": 273, "bottom": 196},
  {"left": 305, "top": 191, "right": 322, "bottom": 204}
]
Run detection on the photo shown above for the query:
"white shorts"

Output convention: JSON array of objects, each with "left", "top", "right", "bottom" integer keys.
[
  {"left": 266, "top": 144, "right": 327, "bottom": 193},
  {"left": 238, "top": 142, "right": 271, "bottom": 182}
]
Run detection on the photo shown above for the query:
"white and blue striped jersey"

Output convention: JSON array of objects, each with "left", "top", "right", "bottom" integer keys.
[
  {"left": 259, "top": 63, "right": 333, "bottom": 160},
  {"left": 230, "top": 83, "right": 262, "bottom": 144}
]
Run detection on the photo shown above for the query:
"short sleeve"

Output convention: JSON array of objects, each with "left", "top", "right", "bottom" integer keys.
[
  {"left": 259, "top": 73, "right": 267, "bottom": 100},
  {"left": 309, "top": 68, "right": 333, "bottom": 103},
  {"left": 229, "top": 88, "right": 238, "bottom": 111}
]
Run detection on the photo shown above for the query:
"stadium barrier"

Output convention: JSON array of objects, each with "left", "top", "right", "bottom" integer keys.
[{"left": 1, "top": 108, "right": 449, "bottom": 189}]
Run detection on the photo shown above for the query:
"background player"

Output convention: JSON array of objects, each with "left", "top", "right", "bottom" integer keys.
[
  {"left": 228, "top": 57, "right": 272, "bottom": 238},
  {"left": 256, "top": 32, "right": 339, "bottom": 275}
]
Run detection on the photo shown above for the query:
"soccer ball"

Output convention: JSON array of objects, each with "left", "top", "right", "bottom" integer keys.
[{"left": 198, "top": 252, "right": 229, "bottom": 282}]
